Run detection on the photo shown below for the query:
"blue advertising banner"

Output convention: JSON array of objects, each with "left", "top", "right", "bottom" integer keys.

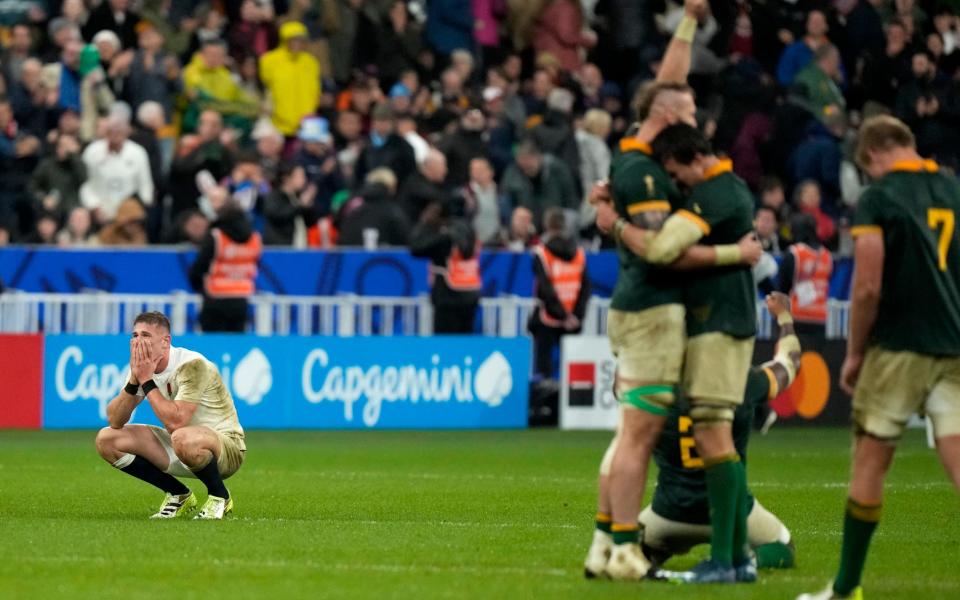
[
  {"left": 43, "top": 335, "right": 531, "bottom": 430},
  {"left": 0, "top": 247, "right": 619, "bottom": 297},
  {"left": 0, "top": 246, "right": 854, "bottom": 299}
]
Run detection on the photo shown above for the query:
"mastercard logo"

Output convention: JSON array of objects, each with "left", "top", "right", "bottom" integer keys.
[{"left": 770, "top": 351, "right": 831, "bottom": 419}]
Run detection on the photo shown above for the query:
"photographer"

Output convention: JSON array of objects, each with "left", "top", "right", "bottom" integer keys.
[{"left": 410, "top": 196, "right": 481, "bottom": 334}]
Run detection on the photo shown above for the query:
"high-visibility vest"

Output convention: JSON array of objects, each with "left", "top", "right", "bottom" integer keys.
[
  {"left": 430, "top": 242, "right": 482, "bottom": 292},
  {"left": 534, "top": 244, "right": 585, "bottom": 327},
  {"left": 307, "top": 217, "right": 338, "bottom": 248},
  {"left": 789, "top": 243, "right": 832, "bottom": 323},
  {"left": 204, "top": 228, "right": 262, "bottom": 298}
]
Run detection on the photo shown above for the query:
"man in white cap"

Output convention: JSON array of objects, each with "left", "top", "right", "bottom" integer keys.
[{"left": 296, "top": 116, "right": 344, "bottom": 216}]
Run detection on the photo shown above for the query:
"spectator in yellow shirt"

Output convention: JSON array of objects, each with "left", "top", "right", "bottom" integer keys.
[{"left": 259, "top": 21, "right": 320, "bottom": 137}]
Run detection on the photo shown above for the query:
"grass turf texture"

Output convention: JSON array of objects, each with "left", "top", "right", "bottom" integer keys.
[{"left": 0, "top": 428, "right": 957, "bottom": 599}]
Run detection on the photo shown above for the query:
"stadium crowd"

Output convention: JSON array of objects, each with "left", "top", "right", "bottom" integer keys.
[{"left": 0, "top": 0, "right": 955, "bottom": 255}]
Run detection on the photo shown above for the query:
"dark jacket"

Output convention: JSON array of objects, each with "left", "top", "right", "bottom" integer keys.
[
  {"left": 296, "top": 147, "right": 346, "bottom": 218},
  {"left": 530, "top": 109, "right": 582, "bottom": 195},
  {"left": 437, "top": 128, "right": 488, "bottom": 188},
  {"left": 262, "top": 189, "right": 319, "bottom": 245},
  {"left": 530, "top": 234, "right": 590, "bottom": 330},
  {"left": 501, "top": 154, "right": 579, "bottom": 225},
  {"left": 29, "top": 154, "right": 87, "bottom": 220},
  {"left": 83, "top": 4, "right": 141, "bottom": 50},
  {"left": 425, "top": 0, "right": 474, "bottom": 55},
  {"left": 189, "top": 208, "right": 257, "bottom": 293},
  {"left": 375, "top": 20, "right": 423, "bottom": 85},
  {"left": 338, "top": 182, "right": 412, "bottom": 247},
  {"left": 398, "top": 172, "right": 448, "bottom": 223},
  {"left": 168, "top": 140, "right": 235, "bottom": 218},
  {"left": 411, "top": 218, "right": 480, "bottom": 306},
  {"left": 354, "top": 134, "right": 417, "bottom": 189}
]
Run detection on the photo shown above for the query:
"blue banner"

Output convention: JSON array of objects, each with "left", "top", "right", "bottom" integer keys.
[
  {"left": 43, "top": 334, "right": 531, "bottom": 430},
  {"left": 0, "top": 247, "right": 620, "bottom": 297}
]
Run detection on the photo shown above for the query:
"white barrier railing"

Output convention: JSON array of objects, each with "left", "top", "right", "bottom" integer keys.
[{"left": 0, "top": 290, "right": 842, "bottom": 339}]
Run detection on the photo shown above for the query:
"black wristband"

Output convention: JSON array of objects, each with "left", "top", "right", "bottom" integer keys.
[
  {"left": 141, "top": 379, "right": 158, "bottom": 396},
  {"left": 124, "top": 382, "right": 139, "bottom": 396}
]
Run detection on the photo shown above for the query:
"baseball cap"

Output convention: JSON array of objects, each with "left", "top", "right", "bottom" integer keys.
[{"left": 298, "top": 117, "right": 332, "bottom": 143}]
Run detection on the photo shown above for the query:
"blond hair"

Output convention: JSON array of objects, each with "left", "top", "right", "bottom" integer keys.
[
  {"left": 582, "top": 109, "right": 612, "bottom": 137},
  {"left": 855, "top": 115, "right": 915, "bottom": 168}
]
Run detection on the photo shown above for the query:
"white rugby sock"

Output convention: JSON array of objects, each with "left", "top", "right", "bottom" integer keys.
[{"left": 112, "top": 453, "right": 136, "bottom": 469}]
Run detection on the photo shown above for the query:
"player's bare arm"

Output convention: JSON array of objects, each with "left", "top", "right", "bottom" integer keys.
[
  {"left": 132, "top": 338, "right": 198, "bottom": 431},
  {"left": 656, "top": 0, "right": 706, "bottom": 84},
  {"left": 763, "top": 292, "right": 802, "bottom": 394},
  {"left": 596, "top": 200, "right": 760, "bottom": 269},
  {"left": 840, "top": 232, "right": 885, "bottom": 394}
]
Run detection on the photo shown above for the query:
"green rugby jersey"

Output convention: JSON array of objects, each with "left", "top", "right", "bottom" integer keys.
[
  {"left": 675, "top": 160, "right": 757, "bottom": 338},
  {"left": 609, "top": 138, "right": 685, "bottom": 312},
  {"left": 651, "top": 366, "right": 775, "bottom": 525},
  {"left": 852, "top": 159, "right": 960, "bottom": 356}
]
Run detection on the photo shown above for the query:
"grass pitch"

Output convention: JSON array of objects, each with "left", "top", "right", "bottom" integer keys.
[{"left": 0, "top": 428, "right": 957, "bottom": 599}]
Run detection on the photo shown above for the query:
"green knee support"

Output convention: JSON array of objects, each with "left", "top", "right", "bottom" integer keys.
[{"left": 620, "top": 385, "right": 674, "bottom": 416}]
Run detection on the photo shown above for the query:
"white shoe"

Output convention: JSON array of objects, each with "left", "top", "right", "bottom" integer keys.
[
  {"left": 149, "top": 492, "right": 197, "bottom": 519},
  {"left": 193, "top": 494, "right": 233, "bottom": 520},
  {"left": 798, "top": 583, "right": 863, "bottom": 600},
  {"left": 604, "top": 543, "right": 651, "bottom": 581},
  {"left": 583, "top": 530, "right": 613, "bottom": 578}
]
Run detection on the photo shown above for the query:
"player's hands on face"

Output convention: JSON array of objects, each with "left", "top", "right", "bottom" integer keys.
[
  {"left": 765, "top": 291, "right": 791, "bottom": 317},
  {"left": 128, "top": 338, "right": 140, "bottom": 385},
  {"left": 840, "top": 353, "right": 864, "bottom": 395},
  {"left": 737, "top": 231, "right": 762, "bottom": 266},
  {"left": 595, "top": 200, "right": 618, "bottom": 234},
  {"left": 131, "top": 338, "right": 158, "bottom": 384}
]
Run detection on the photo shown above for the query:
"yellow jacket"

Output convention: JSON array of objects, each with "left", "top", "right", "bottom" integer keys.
[
  {"left": 259, "top": 29, "right": 321, "bottom": 136},
  {"left": 183, "top": 56, "right": 256, "bottom": 109}
]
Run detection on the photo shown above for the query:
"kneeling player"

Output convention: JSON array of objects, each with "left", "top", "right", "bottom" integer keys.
[
  {"left": 94, "top": 311, "right": 246, "bottom": 519},
  {"left": 586, "top": 293, "right": 799, "bottom": 576}
]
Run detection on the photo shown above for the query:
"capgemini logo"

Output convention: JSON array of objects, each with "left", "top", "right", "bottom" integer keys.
[
  {"left": 231, "top": 348, "right": 272, "bottom": 406},
  {"left": 301, "top": 350, "right": 515, "bottom": 426},
  {"left": 473, "top": 351, "right": 512, "bottom": 407}
]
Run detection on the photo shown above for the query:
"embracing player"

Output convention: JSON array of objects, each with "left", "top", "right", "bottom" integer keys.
[
  {"left": 798, "top": 117, "right": 960, "bottom": 599},
  {"left": 642, "top": 292, "right": 799, "bottom": 574},
  {"left": 595, "top": 123, "right": 761, "bottom": 582},
  {"left": 582, "top": 0, "right": 762, "bottom": 579},
  {"left": 94, "top": 311, "right": 246, "bottom": 519}
]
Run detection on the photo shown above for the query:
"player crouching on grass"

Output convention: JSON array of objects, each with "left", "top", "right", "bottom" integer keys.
[
  {"left": 94, "top": 311, "right": 246, "bottom": 520},
  {"left": 585, "top": 293, "right": 799, "bottom": 578}
]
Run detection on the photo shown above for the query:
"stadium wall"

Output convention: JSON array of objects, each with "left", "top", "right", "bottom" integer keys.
[
  {"left": 0, "top": 247, "right": 854, "bottom": 300},
  {"left": 36, "top": 334, "right": 529, "bottom": 430}
]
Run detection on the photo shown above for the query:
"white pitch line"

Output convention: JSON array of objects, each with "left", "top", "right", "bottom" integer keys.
[{"left": 12, "top": 554, "right": 572, "bottom": 578}]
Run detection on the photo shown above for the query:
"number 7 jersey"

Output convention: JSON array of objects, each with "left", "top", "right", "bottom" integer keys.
[{"left": 852, "top": 159, "right": 960, "bottom": 356}]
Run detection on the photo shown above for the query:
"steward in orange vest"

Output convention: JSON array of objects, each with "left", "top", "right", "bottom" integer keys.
[
  {"left": 189, "top": 204, "right": 262, "bottom": 332},
  {"left": 528, "top": 208, "right": 590, "bottom": 378},
  {"left": 411, "top": 199, "right": 482, "bottom": 334},
  {"left": 779, "top": 214, "right": 832, "bottom": 329}
]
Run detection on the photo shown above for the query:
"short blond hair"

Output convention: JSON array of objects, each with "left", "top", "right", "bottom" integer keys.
[
  {"left": 855, "top": 115, "right": 915, "bottom": 168},
  {"left": 365, "top": 167, "right": 397, "bottom": 194},
  {"left": 582, "top": 109, "right": 612, "bottom": 137},
  {"left": 633, "top": 80, "right": 694, "bottom": 122}
]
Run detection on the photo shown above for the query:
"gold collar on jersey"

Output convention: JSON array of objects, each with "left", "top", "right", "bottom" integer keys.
[
  {"left": 619, "top": 138, "right": 653, "bottom": 155},
  {"left": 891, "top": 159, "right": 939, "bottom": 173},
  {"left": 703, "top": 158, "right": 734, "bottom": 181}
]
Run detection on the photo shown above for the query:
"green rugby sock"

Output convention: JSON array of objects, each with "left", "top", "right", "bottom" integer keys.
[
  {"left": 595, "top": 512, "right": 612, "bottom": 534},
  {"left": 611, "top": 523, "right": 639, "bottom": 545},
  {"left": 755, "top": 542, "right": 795, "bottom": 569},
  {"left": 833, "top": 498, "right": 881, "bottom": 596},
  {"left": 704, "top": 454, "right": 740, "bottom": 567},
  {"left": 732, "top": 461, "right": 750, "bottom": 565}
]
